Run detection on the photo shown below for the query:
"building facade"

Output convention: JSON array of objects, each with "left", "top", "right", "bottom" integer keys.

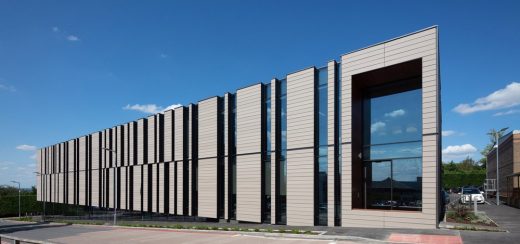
[
  {"left": 487, "top": 130, "right": 520, "bottom": 202},
  {"left": 36, "top": 27, "right": 441, "bottom": 229}
]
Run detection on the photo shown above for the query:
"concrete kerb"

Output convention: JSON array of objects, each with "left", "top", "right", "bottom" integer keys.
[
  {"left": 63, "top": 222, "right": 389, "bottom": 243},
  {"left": 0, "top": 233, "right": 52, "bottom": 244}
]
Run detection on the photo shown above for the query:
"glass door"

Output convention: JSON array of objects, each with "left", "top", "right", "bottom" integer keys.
[{"left": 364, "top": 160, "right": 392, "bottom": 210}]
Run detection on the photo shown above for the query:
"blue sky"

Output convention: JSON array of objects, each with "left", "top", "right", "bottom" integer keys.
[{"left": 1, "top": 0, "right": 519, "bottom": 187}]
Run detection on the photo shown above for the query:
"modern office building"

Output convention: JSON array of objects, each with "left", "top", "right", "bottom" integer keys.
[
  {"left": 487, "top": 130, "right": 520, "bottom": 206},
  {"left": 36, "top": 26, "right": 441, "bottom": 229}
]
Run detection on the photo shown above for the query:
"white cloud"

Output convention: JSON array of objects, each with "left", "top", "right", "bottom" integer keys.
[
  {"left": 494, "top": 109, "right": 520, "bottom": 116},
  {"left": 0, "top": 161, "right": 36, "bottom": 187},
  {"left": 371, "top": 121, "right": 386, "bottom": 133},
  {"left": 67, "top": 35, "right": 80, "bottom": 41},
  {"left": 406, "top": 126, "right": 418, "bottom": 133},
  {"left": 442, "top": 130, "right": 456, "bottom": 137},
  {"left": 30, "top": 154, "right": 37, "bottom": 160},
  {"left": 52, "top": 26, "right": 59, "bottom": 32},
  {"left": 0, "top": 83, "right": 16, "bottom": 92},
  {"left": 16, "top": 144, "right": 37, "bottom": 151},
  {"left": 160, "top": 53, "right": 168, "bottom": 58},
  {"left": 453, "top": 82, "right": 520, "bottom": 115},
  {"left": 392, "top": 129, "right": 402, "bottom": 134},
  {"left": 385, "top": 109, "right": 406, "bottom": 118},
  {"left": 123, "top": 103, "right": 182, "bottom": 114},
  {"left": 442, "top": 144, "right": 477, "bottom": 158}
]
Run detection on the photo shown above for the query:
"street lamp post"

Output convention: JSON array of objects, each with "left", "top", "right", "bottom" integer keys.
[
  {"left": 11, "top": 181, "right": 21, "bottom": 218},
  {"left": 494, "top": 127, "right": 508, "bottom": 206},
  {"left": 102, "top": 148, "right": 117, "bottom": 226},
  {"left": 34, "top": 172, "right": 45, "bottom": 221}
]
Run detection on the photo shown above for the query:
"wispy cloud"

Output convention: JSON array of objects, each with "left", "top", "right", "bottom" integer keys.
[
  {"left": 123, "top": 103, "right": 182, "bottom": 114},
  {"left": 0, "top": 161, "right": 37, "bottom": 187},
  {"left": 442, "top": 144, "right": 477, "bottom": 161},
  {"left": 371, "top": 121, "right": 386, "bottom": 133},
  {"left": 67, "top": 35, "right": 80, "bottom": 41},
  {"left": 453, "top": 82, "right": 520, "bottom": 115},
  {"left": 494, "top": 109, "right": 520, "bottom": 116},
  {"left": 0, "top": 82, "right": 16, "bottom": 92},
  {"left": 16, "top": 144, "right": 37, "bottom": 151},
  {"left": 52, "top": 26, "right": 59, "bottom": 32},
  {"left": 160, "top": 53, "right": 168, "bottom": 58},
  {"left": 442, "top": 130, "right": 456, "bottom": 137},
  {"left": 385, "top": 109, "right": 406, "bottom": 118}
]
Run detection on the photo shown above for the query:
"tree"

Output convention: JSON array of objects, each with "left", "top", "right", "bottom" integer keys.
[{"left": 479, "top": 128, "right": 509, "bottom": 169}]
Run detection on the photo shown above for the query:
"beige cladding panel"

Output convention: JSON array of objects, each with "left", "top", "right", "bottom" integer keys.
[
  {"left": 68, "top": 172, "right": 74, "bottom": 204},
  {"left": 158, "top": 163, "right": 165, "bottom": 213},
  {"left": 133, "top": 165, "right": 142, "bottom": 211},
  {"left": 79, "top": 137, "right": 86, "bottom": 171},
  {"left": 286, "top": 148, "right": 314, "bottom": 226},
  {"left": 92, "top": 133, "right": 100, "bottom": 170},
  {"left": 129, "top": 122, "right": 136, "bottom": 165},
  {"left": 68, "top": 140, "right": 75, "bottom": 172},
  {"left": 341, "top": 27, "right": 439, "bottom": 229},
  {"left": 108, "top": 168, "right": 114, "bottom": 209},
  {"left": 143, "top": 165, "right": 149, "bottom": 211},
  {"left": 327, "top": 61, "right": 336, "bottom": 226},
  {"left": 137, "top": 119, "right": 146, "bottom": 165},
  {"left": 174, "top": 108, "right": 184, "bottom": 161},
  {"left": 286, "top": 68, "right": 315, "bottom": 226},
  {"left": 198, "top": 98, "right": 219, "bottom": 158},
  {"left": 121, "top": 167, "right": 127, "bottom": 210},
  {"left": 169, "top": 163, "right": 176, "bottom": 214},
  {"left": 123, "top": 124, "right": 128, "bottom": 166},
  {"left": 236, "top": 154, "right": 262, "bottom": 223},
  {"left": 236, "top": 84, "right": 262, "bottom": 154},
  {"left": 287, "top": 68, "right": 315, "bottom": 149},
  {"left": 176, "top": 162, "right": 183, "bottom": 214},
  {"left": 58, "top": 173, "right": 64, "bottom": 203},
  {"left": 36, "top": 175, "right": 41, "bottom": 201},
  {"left": 198, "top": 158, "right": 217, "bottom": 218},
  {"left": 236, "top": 84, "right": 262, "bottom": 223},
  {"left": 92, "top": 169, "right": 99, "bottom": 207},
  {"left": 148, "top": 115, "right": 156, "bottom": 164},
  {"left": 224, "top": 94, "right": 229, "bottom": 219},
  {"left": 79, "top": 170, "right": 86, "bottom": 205},
  {"left": 164, "top": 110, "right": 174, "bottom": 162},
  {"left": 270, "top": 79, "right": 277, "bottom": 224},
  {"left": 152, "top": 164, "right": 158, "bottom": 212},
  {"left": 116, "top": 126, "right": 122, "bottom": 167}
]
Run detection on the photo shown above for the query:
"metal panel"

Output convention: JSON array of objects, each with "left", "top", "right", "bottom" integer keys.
[
  {"left": 169, "top": 162, "right": 176, "bottom": 214},
  {"left": 236, "top": 84, "right": 262, "bottom": 223},
  {"left": 133, "top": 165, "right": 142, "bottom": 211},
  {"left": 152, "top": 163, "right": 158, "bottom": 212},
  {"left": 174, "top": 107, "right": 185, "bottom": 162},
  {"left": 129, "top": 122, "right": 136, "bottom": 166},
  {"left": 270, "top": 79, "right": 277, "bottom": 224},
  {"left": 138, "top": 118, "right": 147, "bottom": 165},
  {"left": 91, "top": 169, "right": 99, "bottom": 207},
  {"left": 176, "top": 162, "right": 183, "bottom": 215},
  {"left": 286, "top": 68, "right": 315, "bottom": 226},
  {"left": 121, "top": 167, "right": 127, "bottom": 209},
  {"left": 197, "top": 98, "right": 219, "bottom": 219},
  {"left": 143, "top": 164, "right": 149, "bottom": 212},
  {"left": 148, "top": 115, "right": 156, "bottom": 164},
  {"left": 158, "top": 163, "right": 165, "bottom": 213},
  {"left": 164, "top": 110, "right": 174, "bottom": 162}
]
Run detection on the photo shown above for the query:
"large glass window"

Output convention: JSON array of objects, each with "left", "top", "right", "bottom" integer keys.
[
  {"left": 316, "top": 67, "right": 328, "bottom": 226},
  {"left": 276, "top": 79, "right": 287, "bottom": 225},
  {"left": 363, "top": 84, "right": 422, "bottom": 211},
  {"left": 263, "top": 84, "right": 271, "bottom": 223}
]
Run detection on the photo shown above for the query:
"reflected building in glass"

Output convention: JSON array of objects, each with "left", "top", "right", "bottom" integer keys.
[{"left": 36, "top": 27, "right": 441, "bottom": 229}]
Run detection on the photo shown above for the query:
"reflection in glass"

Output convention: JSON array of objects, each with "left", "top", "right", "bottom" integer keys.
[
  {"left": 363, "top": 83, "right": 422, "bottom": 211},
  {"left": 277, "top": 79, "right": 287, "bottom": 224},
  {"left": 317, "top": 67, "right": 328, "bottom": 225}
]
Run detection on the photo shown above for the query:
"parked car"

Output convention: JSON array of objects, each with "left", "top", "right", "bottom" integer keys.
[{"left": 459, "top": 188, "right": 485, "bottom": 204}]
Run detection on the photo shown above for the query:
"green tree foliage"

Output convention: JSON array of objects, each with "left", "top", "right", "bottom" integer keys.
[
  {"left": 442, "top": 156, "right": 486, "bottom": 189},
  {"left": 0, "top": 185, "right": 42, "bottom": 217}
]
